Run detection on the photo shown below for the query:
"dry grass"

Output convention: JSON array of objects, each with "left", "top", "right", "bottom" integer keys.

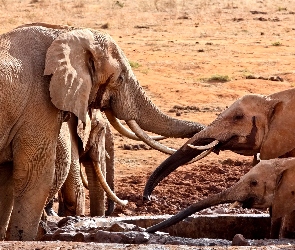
[{"left": 0, "top": 0, "right": 294, "bottom": 34}]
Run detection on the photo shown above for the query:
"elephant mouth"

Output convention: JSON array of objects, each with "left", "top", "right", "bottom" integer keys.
[
  {"left": 214, "top": 136, "right": 258, "bottom": 156},
  {"left": 241, "top": 197, "right": 256, "bottom": 209}
]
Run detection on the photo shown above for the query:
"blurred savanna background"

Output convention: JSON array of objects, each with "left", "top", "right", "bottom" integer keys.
[{"left": 1, "top": 0, "right": 295, "bottom": 216}]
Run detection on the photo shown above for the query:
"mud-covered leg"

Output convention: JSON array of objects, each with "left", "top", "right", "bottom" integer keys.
[{"left": 0, "top": 162, "right": 13, "bottom": 239}]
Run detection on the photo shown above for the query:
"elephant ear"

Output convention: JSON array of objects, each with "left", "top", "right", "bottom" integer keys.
[
  {"left": 44, "top": 29, "right": 104, "bottom": 123},
  {"left": 260, "top": 98, "right": 295, "bottom": 159},
  {"left": 272, "top": 164, "right": 295, "bottom": 220}
]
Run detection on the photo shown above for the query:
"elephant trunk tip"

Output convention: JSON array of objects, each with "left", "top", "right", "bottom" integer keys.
[
  {"left": 143, "top": 185, "right": 154, "bottom": 201},
  {"left": 142, "top": 192, "right": 151, "bottom": 201},
  {"left": 143, "top": 196, "right": 150, "bottom": 202}
]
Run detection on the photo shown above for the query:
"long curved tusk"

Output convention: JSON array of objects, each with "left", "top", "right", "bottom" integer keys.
[
  {"left": 187, "top": 140, "right": 219, "bottom": 150},
  {"left": 80, "top": 163, "right": 89, "bottom": 190},
  {"left": 104, "top": 109, "right": 166, "bottom": 141},
  {"left": 126, "top": 120, "right": 177, "bottom": 155},
  {"left": 188, "top": 147, "right": 214, "bottom": 164},
  {"left": 93, "top": 160, "right": 128, "bottom": 206}
]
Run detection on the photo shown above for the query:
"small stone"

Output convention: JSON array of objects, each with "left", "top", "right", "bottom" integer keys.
[
  {"left": 123, "top": 144, "right": 132, "bottom": 150},
  {"left": 109, "top": 222, "right": 138, "bottom": 232},
  {"left": 232, "top": 234, "right": 249, "bottom": 246},
  {"left": 73, "top": 232, "right": 85, "bottom": 242}
]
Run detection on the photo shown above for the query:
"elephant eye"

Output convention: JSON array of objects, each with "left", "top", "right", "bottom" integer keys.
[
  {"left": 233, "top": 113, "right": 244, "bottom": 121},
  {"left": 118, "top": 74, "right": 124, "bottom": 84},
  {"left": 250, "top": 180, "right": 258, "bottom": 187}
]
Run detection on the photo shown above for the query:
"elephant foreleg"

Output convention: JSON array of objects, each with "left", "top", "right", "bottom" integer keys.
[
  {"left": 0, "top": 162, "right": 13, "bottom": 240},
  {"left": 7, "top": 143, "right": 56, "bottom": 241}
]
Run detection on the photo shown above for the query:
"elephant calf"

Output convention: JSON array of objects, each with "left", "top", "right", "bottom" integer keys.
[
  {"left": 46, "top": 110, "right": 126, "bottom": 217},
  {"left": 146, "top": 157, "right": 295, "bottom": 239}
]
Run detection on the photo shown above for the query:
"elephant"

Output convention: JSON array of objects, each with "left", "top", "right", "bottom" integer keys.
[
  {"left": 45, "top": 109, "right": 120, "bottom": 217},
  {"left": 143, "top": 88, "right": 295, "bottom": 200},
  {"left": 145, "top": 157, "right": 295, "bottom": 239},
  {"left": 0, "top": 22, "right": 204, "bottom": 240}
]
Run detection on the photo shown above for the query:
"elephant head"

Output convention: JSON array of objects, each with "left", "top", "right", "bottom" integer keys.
[
  {"left": 42, "top": 23, "right": 204, "bottom": 152},
  {"left": 146, "top": 157, "right": 295, "bottom": 238},
  {"left": 144, "top": 88, "right": 295, "bottom": 199}
]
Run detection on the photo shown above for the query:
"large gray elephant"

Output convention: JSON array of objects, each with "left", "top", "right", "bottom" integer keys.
[
  {"left": 143, "top": 88, "right": 295, "bottom": 200},
  {"left": 0, "top": 23, "right": 204, "bottom": 240},
  {"left": 146, "top": 157, "right": 295, "bottom": 239}
]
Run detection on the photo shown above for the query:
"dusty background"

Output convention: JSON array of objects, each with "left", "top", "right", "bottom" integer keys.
[{"left": 1, "top": 0, "right": 295, "bottom": 248}]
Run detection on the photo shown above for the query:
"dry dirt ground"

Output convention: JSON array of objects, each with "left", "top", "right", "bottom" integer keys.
[{"left": 1, "top": 0, "right": 295, "bottom": 248}]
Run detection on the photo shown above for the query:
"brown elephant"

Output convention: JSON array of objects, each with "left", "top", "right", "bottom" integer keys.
[
  {"left": 0, "top": 23, "right": 204, "bottom": 240},
  {"left": 146, "top": 157, "right": 295, "bottom": 238},
  {"left": 143, "top": 88, "right": 295, "bottom": 200}
]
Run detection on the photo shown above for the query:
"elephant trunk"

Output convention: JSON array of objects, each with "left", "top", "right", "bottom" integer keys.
[
  {"left": 143, "top": 131, "right": 216, "bottom": 200},
  {"left": 112, "top": 80, "right": 205, "bottom": 138},
  {"left": 146, "top": 187, "right": 236, "bottom": 233}
]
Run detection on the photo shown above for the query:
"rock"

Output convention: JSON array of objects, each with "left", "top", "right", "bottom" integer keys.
[
  {"left": 109, "top": 222, "right": 137, "bottom": 232},
  {"left": 232, "top": 234, "right": 249, "bottom": 246},
  {"left": 269, "top": 76, "right": 284, "bottom": 82},
  {"left": 57, "top": 216, "right": 76, "bottom": 228},
  {"left": 90, "top": 230, "right": 122, "bottom": 243},
  {"left": 123, "top": 144, "right": 132, "bottom": 150}
]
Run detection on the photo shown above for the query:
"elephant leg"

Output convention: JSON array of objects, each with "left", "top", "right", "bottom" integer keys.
[
  {"left": 7, "top": 155, "right": 55, "bottom": 240},
  {"left": 44, "top": 199, "right": 58, "bottom": 216},
  {"left": 0, "top": 162, "right": 13, "bottom": 239},
  {"left": 270, "top": 217, "right": 282, "bottom": 239},
  {"left": 6, "top": 124, "right": 59, "bottom": 240},
  {"left": 279, "top": 211, "right": 295, "bottom": 238}
]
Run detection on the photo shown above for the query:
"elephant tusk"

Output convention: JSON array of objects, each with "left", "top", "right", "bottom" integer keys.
[
  {"left": 104, "top": 109, "right": 166, "bottom": 141},
  {"left": 80, "top": 163, "right": 89, "bottom": 190},
  {"left": 187, "top": 140, "right": 219, "bottom": 150},
  {"left": 188, "top": 147, "right": 214, "bottom": 164},
  {"left": 93, "top": 160, "right": 128, "bottom": 206},
  {"left": 126, "top": 120, "right": 177, "bottom": 155}
]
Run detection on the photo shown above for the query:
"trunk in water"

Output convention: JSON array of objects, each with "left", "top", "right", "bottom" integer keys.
[
  {"left": 113, "top": 80, "right": 205, "bottom": 138},
  {"left": 146, "top": 187, "right": 236, "bottom": 233}
]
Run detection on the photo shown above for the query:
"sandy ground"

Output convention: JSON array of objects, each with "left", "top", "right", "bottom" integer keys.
[{"left": 1, "top": 0, "right": 295, "bottom": 248}]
